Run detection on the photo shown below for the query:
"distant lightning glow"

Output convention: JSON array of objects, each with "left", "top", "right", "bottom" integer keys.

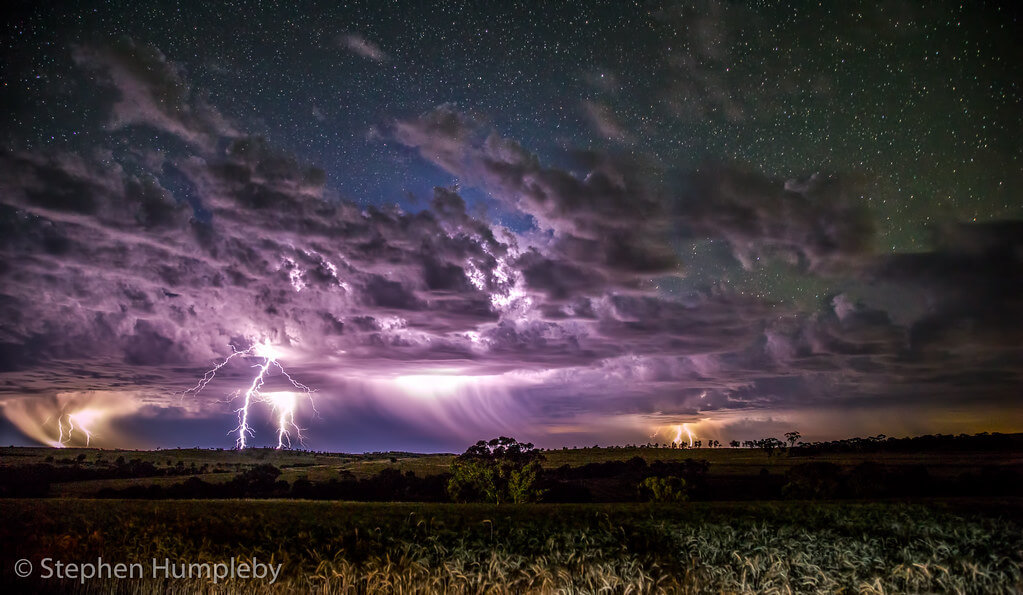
[
  {"left": 394, "top": 374, "right": 472, "bottom": 398},
  {"left": 664, "top": 423, "right": 694, "bottom": 447},
  {"left": 186, "top": 341, "right": 314, "bottom": 449}
]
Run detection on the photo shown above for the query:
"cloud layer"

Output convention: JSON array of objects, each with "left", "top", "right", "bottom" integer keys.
[{"left": 0, "top": 39, "right": 1020, "bottom": 450}]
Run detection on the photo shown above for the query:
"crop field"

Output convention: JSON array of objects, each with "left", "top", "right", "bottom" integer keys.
[
  {"left": 2, "top": 498, "right": 1021, "bottom": 593},
  {"left": 7, "top": 444, "right": 1021, "bottom": 499},
  {"left": 540, "top": 446, "right": 1023, "bottom": 478},
  {"left": 2, "top": 442, "right": 1021, "bottom": 592}
]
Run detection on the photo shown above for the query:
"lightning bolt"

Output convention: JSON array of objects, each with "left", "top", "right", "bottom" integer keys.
[
  {"left": 55, "top": 413, "right": 92, "bottom": 447},
  {"left": 70, "top": 414, "right": 92, "bottom": 446},
  {"left": 187, "top": 340, "right": 314, "bottom": 449},
  {"left": 668, "top": 424, "right": 694, "bottom": 448},
  {"left": 234, "top": 353, "right": 275, "bottom": 450},
  {"left": 181, "top": 347, "right": 248, "bottom": 396},
  {"left": 268, "top": 392, "right": 299, "bottom": 449}
]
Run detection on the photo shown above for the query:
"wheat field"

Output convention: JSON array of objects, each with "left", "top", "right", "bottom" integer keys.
[{"left": 2, "top": 499, "right": 1021, "bottom": 593}]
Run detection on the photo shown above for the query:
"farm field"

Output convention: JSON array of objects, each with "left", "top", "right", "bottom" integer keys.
[
  {"left": 1, "top": 442, "right": 1021, "bottom": 592},
  {"left": 3, "top": 443, "right": 1019, "bottom": 498},
  {"left": 542, "top": 446, "right": 1023, "bottom": 477},
  {"left": 2, "top": 498, "right": 1022, "bottom": 593}
]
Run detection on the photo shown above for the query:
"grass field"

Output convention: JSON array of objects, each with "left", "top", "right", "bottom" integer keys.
[
  {"left": 6, "top": 444, "right": 1021, "bottom": 498},
  {"left": 2, "top": 445, "right": 1022, "bottom": 592},
  {"left": 1, "top": 498, "right": 1021, "bottom": 593},
  {"left": 0, "top": 446, "right": 456, "bottom": 496},
  {"left": 540, "top": 446, "right": 1023, "bottom": 478}
]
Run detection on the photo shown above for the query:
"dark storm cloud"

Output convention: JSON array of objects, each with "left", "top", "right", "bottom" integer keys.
[
  {"left": 727, "top": 276, "right": 1023, "bottom": 410},
  {"left": 502, "top": 236, "right": 1020, "bottom": 422},
  {"left": 0, "top": 144, "right": 505, "bottom": 385},
  {"left": 0, "top": 62, "right": 520, "bottom": 387},
  {"left": 394, "top": 105, "right": 666, "bottom": 234},
  {"left": 394, "top": 106, "right": 874, "bottom": 275},
  {"left": 1, "top": 34, "right": 1020, "bottom": 449},
  {"left": 676, "top": 167, "right": 876, "bottom": 271},
  {"left": 393, "top": 105, "right": 680, "bottom": 299},
  {"left": 0, "top": 121, "right": 786, "bottom": 405},
  {"left": 596, "top": 292, "right": 775, "bottom": 356},
  {"left": 873, "top": 221, "right": 1023, "bottom": 354}
]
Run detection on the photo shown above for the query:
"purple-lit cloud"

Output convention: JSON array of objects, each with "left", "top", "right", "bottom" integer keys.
[{"left": 0, "top": 40, "right": 1020, "bottom": 451}]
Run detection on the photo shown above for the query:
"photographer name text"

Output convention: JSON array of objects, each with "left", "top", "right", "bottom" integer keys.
[{"left": 22, "top": 557, "right": 282, "bottom": 584}]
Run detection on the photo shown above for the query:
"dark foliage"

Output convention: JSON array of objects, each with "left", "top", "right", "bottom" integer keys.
[
  {"left": 96, "top": 466, "right": 451, "bottom": 501},
  {"left": 792, "top": 432, "right": 1023, "bottom": 455},
  {"left": 0, "top": 458, "right": 205, "bottom": 497},
  {"left": 783, "top": 462, "right": 1022, "bottom": 500},
  {"left": 543, "top": 458, "right": 710, "bottom": 502}
]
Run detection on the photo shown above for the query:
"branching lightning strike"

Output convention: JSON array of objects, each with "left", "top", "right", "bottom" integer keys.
[{"left": 185, "top": 341, "right": 314, "bottom": 449}]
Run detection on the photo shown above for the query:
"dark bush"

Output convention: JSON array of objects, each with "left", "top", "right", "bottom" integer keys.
[{"left": 783, "top": 462, "right": 843, "bottom": 499}]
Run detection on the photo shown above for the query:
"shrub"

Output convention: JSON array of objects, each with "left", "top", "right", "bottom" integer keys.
[
  {"left": 638, "top": 476, "right": 687, "bottom": 502},
  {"left": 783, "top": 462, "right": 843, "bottom": 499}
]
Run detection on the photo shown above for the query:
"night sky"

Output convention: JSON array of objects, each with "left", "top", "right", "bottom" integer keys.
[{"left": 1, "top": 1, "right": 1020, "bottom": 452}]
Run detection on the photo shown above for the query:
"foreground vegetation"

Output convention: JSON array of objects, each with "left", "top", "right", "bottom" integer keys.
[
  {"left": 2, "top": 437, "right": 1021, "bottom": 592},
  {"left": 2, "top": 498, "right": 1020, "bottom": 593}
]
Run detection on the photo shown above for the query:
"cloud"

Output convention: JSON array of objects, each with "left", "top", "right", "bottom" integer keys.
[
  {"left": 2, "top": 121, "right": 1019, "bottom": 446},
  {"left": 395, "top": 105, "right": 661, "bottom": 234},
  {"left": 393, "top": 105, "right": 680, "bottom": 297},
  {"left": 339, "top": 34, "right": 389, "bottom": 62},
  {"left": 582, "top": 100, "right": 632, "bottom": 142},
  {"left": 647, "top": 0, "right": 836, "bottom": 123},
  {"left": 0, "top": 46, "right": 1019, "bottom": 449},
  {"left": 1, "top": 391, "right": 144, "bottom": 448},
  {"left": 71, "top": 38, "right": 235, "bottom": 148},
  {"left": 677, "top": 167, "right": 876, "bottom": 271},
  {"left": 0, "top": 128, "right": 785, "bottom": 446},
  {"left": 394, "top": 106, "right": 874, "bottom": 276},
  {"left": 651, "top": 0, "right": 745, "bottom": 121},
  {"left": 872, "top": 221, "right": 1023, "bottom": 354}
]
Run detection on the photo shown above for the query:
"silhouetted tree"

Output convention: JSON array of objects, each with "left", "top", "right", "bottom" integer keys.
[{"left": 758, "top": 438, "right": 785, "bottom": 457}]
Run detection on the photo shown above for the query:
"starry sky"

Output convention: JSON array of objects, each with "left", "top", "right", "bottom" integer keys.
[{"left": 0, "top": 1, "right": 1020, "bottom": 452}]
